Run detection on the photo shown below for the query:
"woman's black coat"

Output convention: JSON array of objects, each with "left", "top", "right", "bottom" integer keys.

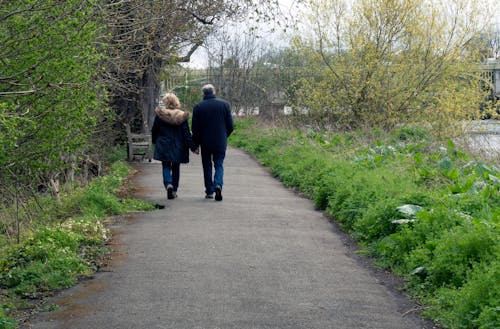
[{"left": 151, "top": 116, "right": 194, "bottom": 163}]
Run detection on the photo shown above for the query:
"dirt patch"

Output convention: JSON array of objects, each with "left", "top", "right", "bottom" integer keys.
[{"left": 45, "top": 279, "right": 108, "bottom": 322}]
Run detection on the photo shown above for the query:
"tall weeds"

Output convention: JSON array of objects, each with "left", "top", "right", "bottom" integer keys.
[{"left": 230, "top": 118, "right": 499, "bottom": 329}]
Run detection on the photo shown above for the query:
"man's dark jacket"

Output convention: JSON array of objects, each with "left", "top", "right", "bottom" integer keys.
[{"left": 191, "top": 94, "right": 234, "bottom": 152}]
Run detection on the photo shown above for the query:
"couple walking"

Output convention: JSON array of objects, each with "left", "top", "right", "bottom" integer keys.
[{"left": 151, "top": 84, "right": 234, "bottom": 201}]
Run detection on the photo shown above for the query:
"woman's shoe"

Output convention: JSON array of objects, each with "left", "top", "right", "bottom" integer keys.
[{"left": 167, "top": 184, "right": 174, "bottom": 199}]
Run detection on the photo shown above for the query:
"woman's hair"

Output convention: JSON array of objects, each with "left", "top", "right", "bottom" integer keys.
[{"left": 161, "top": 93, "right": 181, "bottom": 109}]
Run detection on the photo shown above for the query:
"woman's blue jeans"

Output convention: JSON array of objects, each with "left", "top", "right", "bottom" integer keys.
[{"left": 162, "top": 161, "right": 180, "bottom": 191}]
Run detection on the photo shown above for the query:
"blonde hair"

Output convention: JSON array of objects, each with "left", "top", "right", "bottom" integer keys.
[{"left": 161, "top": 93, "right": 181, "bottom": 109}]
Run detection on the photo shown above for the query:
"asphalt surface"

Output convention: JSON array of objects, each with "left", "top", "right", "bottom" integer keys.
[{"left": 25, "top": 147, "right": 433, "bottom": 329}]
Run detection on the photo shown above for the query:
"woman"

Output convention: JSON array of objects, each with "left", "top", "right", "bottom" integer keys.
[{"left": 151, "top": 93, "right": 197, "bottom": 199}]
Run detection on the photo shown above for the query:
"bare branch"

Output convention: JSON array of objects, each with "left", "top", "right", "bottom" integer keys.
[
  {"left": 0, "top": 90, "right": 38, "bottom": 96},
  {"left": 169, "top": 42, "right": 203, "bottom": 63}
]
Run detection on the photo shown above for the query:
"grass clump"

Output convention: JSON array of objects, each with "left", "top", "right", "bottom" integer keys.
[
  {"left": 0, "top": 161, "right": 154, "bottom": 325},
  {"left": 230, "top": 118, "right": 499, "bottom": 329}
]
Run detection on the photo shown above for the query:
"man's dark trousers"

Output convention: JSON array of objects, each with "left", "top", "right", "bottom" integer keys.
[{"left": 201, "top": 148, "right": 225, "bottom": 195}]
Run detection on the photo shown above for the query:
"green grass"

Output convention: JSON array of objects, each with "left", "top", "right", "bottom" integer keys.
[
  {"left": 0, "top": 161, "right": 155, "bottom": 326},
  {"left": 230, "top": 118, "right": 499, "bottom": 329}
]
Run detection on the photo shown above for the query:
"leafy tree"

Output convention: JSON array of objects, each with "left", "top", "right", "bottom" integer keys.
[
  {"left": 0, "top": 1, "right": 107, "bottom": 231},
  {"left": 289, "top": 0, "right": 493, "bottom": 132}
]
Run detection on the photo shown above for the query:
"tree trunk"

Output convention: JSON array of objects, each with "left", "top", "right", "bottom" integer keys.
[
  {"left": 139, "top": 48, "right": 163, "bottom": 133},
  {"left": 49, "top": 176, "right": 61, "bottom": 204},
  {"left": 139, "top": 70, "right": 160, "bottom": 133}
]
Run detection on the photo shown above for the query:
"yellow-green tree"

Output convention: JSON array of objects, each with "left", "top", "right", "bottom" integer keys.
[{"left": 292, "top": 0, "right": 494, "bottom": 132}]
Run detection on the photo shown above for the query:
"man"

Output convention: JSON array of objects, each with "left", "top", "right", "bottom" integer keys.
[{"left": 191, "top": 84, "right": 234, "bottom": 201}]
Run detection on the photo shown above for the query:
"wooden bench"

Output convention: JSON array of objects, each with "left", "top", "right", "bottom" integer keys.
[{"left": 125, "top": 124, "right": 152, "bottom": 162}]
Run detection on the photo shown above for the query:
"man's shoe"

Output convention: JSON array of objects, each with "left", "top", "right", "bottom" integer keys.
[
  {"left": 215, "top": 186, "right": 222, "bottom": 201},
  {"left": 167, "top": 185, "right": 174, "bottom": 199},
  {"left": 205, "top": 194, "right": 214, "bottom": 199}
]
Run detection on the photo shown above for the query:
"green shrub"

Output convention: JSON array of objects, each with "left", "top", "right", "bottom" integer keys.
[
  {"left": 0, "top": 228, "right": 91, "bottom": 296},
  {"left": 0, "top": 309, "right": 17, "bottom": 329},
  {"left": 76, "top": 161, "right": 154, "bottom": 217},
  {"left": 429, "top": 260, "right": 500, "bottom": 329},
  {"left": 106, "top": 145, "right": 127, "bottom": 163},
  {"left": 426, "top": 222, "right": 498, "bottom": 289},
  {"left": 352, "top": 199, "right": 400, "bottom": 242},
  {"left": 229, "top": 118, "right": 500, "bottom": 329},
  {"left": 395, "top": 125, "right": 430, "bottom": 142}
]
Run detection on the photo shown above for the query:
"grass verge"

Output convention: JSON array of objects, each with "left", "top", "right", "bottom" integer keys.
[
  {"left": 0, "top": 161, "right": 155, "bottom": 327},
  {"left": 230, "top": 118, "right": 499, "bottom": 329}
]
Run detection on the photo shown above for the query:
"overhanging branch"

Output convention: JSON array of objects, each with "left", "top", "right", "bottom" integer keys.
[{"left": 166, "top": 41, "right": 203, "bottom": 64}]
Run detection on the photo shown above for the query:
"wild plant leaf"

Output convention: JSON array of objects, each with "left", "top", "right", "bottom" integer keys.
[
  {"left": 413, "top": 152, "right": 424, "bottom": 166},
  {"left": 438, "top": 157, "right": 453, "bottom": 172},
  {"left": 446, "top": 139, "right": 456, "bottom": 152},
  {"left": 454, "top": 211, "right": 473, "bottom": 221},
  {"left": 410, "top": 266, "right": 426, "bottom": 275},
  {"left": 470, "top": 181, "right": 488, "bottom": 194},
  {"left": 476, "top": 163, "right": 493, "bottom": 177},
  {"left": 488, "top": 174, "right": 499, "bottom": 185},
  {"left": 443, "top": 168, "right": 459, "bottom": 180},
  {"left": 392, "top": 219, "right": 416, "bottom": 224},
  {"left": 396, "top": 204, "right": 424, "bottom": 216},
  {"left": 419, "top": 167, "right": 432, "bottom": 178}
]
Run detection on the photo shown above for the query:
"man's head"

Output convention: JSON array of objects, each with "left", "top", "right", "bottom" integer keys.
[{"left": 202, "top": 84, "right": 216, "bottom": 96}]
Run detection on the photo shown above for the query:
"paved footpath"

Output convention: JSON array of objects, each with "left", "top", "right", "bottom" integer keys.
[{"left": 25, "top": 147, "right": 434, "bottom": 329}]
